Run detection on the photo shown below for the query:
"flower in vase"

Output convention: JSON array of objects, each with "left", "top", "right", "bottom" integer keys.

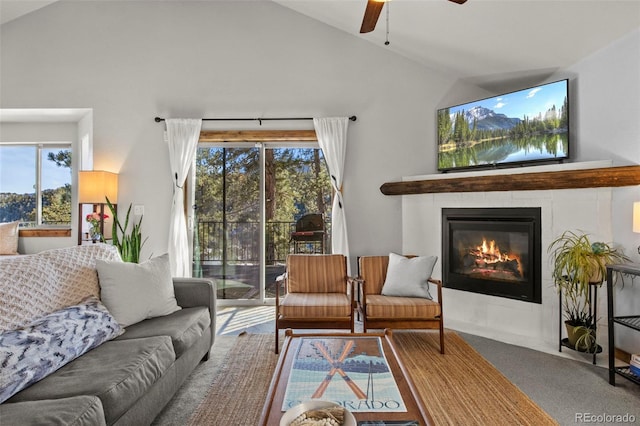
[{"left": 86, "top": 212, "right": 109, "bottom": 242}]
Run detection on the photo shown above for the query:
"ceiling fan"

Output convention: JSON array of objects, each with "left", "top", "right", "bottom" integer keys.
[{"left": 360, "top": 0, "right": 468, "bottom": 34}]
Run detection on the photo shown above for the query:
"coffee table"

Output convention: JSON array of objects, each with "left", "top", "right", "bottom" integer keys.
[{"left": 259, "top": 329, "right": 434, "bottom": 425}]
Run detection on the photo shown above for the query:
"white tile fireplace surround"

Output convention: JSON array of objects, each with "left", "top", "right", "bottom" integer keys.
[{"left": 401, "top": 161, "right": 618, "bottom": 364}]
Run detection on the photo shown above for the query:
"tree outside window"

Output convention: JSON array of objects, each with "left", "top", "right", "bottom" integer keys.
[{"left": 0, "top": 144, "right": 72, "bottom": 227}]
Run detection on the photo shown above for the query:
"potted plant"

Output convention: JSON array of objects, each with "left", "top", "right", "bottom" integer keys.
[
  {"left": 548, "top": 230, "right": 629, "bottom": 352},
  {"left": 561, "top": 282, "right": 597, "bottom": 352},
  {"left": 106, "top": 197, "right": 147, "bottom": 263}
]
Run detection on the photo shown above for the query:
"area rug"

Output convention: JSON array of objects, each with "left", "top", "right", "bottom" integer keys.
[{"left": 188, "top": 331, "right": 557, "bottom": 425}]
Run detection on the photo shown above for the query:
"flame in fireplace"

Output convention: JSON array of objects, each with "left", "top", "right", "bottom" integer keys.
[
  {"left": 471, "top": 238, "right": 523, "bottom": 277},
  {"left": 477, "top": 238, "right": 508, "bottom": 262}
]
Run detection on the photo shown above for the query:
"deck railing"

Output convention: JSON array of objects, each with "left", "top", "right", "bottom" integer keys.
[{"left": 194, "top": 220, "right": 331, "bottom": 265}]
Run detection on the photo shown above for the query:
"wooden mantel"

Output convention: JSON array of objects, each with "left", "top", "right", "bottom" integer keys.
[{"left": 380, "top": 165, "right": 640, "bottom": 195}]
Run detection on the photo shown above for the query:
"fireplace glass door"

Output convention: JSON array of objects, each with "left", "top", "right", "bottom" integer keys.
[
  {"left": 450, "top": 224, "right": 530, "bottom": 283},
  {"left": 442, "top": 208, "right": 541, "bottom": 303}
]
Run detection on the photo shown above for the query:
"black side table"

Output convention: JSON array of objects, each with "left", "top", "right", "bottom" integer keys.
[{"left": 606, "top": 263, "right": 640, "bottom": 386}]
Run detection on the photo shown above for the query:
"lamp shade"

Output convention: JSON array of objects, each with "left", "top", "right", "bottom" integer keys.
[
  {"left": 78, "top": 171, "right": 118, "bottom": 204},
  {"left": 634, "top": 202, "right": 640, "bottom": 233}
]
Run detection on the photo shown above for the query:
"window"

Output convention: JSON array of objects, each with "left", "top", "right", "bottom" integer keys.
[
  {"left": 192, "top": 142, "right": 333, "bottom": 304},
  {"left": 0, "top": 143, "right": 72, "bottom": 227}
]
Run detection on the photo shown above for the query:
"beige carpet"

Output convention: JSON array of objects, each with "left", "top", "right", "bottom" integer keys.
[{"left": 188, "top": 331, "right": 557, "bottom": 425}]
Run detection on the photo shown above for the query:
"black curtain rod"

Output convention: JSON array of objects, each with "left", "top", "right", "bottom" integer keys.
[{"left": 154, "top": 115, "right": 357, "bottom": 124}]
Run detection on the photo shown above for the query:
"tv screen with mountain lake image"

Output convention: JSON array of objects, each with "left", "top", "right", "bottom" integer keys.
[{"left": 437, "top": 79, "right": 569, "bottom": 172}]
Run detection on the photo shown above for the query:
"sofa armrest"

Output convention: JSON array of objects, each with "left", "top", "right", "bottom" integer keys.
[
  {"left": 173, "top": 278, "right": 216, "bottom": 351},
  {"left": 173, "top": 278, "right": 215, "bottom": 308}
]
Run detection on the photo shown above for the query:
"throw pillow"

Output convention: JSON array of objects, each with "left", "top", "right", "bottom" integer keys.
[
  {"left": 0, "top": 244, "right": 122, "bottom": 332},
  {"left": 96, "top": 253, "right": 181, "bottom": 327},
  {"left": 381, "top": 253, "right": 438, "bottom": 299},
  {"left": 0, "top": 296, "right": 123, "bottom": 403},
  {"left": 0, "top": 221, "right": 20, "bottom": 255}
]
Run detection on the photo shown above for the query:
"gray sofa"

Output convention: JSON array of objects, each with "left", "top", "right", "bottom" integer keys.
[{"left": 0, "top": 276, "right": 216, "bottom": 426}]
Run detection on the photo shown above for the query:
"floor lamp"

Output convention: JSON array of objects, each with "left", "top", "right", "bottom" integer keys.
[{"left": 78, "top": 171, "right": 118, "bottom": 245}]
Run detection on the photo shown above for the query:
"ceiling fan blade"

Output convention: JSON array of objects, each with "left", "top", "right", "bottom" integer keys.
[
  {"left": 448, "top": 0, "right": 468, "bottom": 4},
  {"left": 360, "top": 0, "right": 385, "bottom": 34}
]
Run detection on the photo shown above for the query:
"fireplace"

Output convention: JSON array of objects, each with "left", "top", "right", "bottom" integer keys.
[{"left": 442, "top": 208, "right": 541, "bottom": 303}]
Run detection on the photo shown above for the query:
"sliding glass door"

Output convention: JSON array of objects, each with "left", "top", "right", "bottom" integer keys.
[{"left": 192, "top": 143, "right": 332, "bottom": 305}]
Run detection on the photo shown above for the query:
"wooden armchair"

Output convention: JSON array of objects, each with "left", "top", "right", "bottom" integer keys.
[
  {"left": 275, "top": 254, "right": 355, "bottom": 353},
  {"left": 356, "top": 255, "right": 444, "bottom": 354}
]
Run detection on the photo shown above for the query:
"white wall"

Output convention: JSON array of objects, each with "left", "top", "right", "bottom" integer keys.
[
  {"left": 565, "top": 29, "right": 640, "bottom": 355},
  {"left": 0, "top": 1, "right": 464, "bottom": 266}
]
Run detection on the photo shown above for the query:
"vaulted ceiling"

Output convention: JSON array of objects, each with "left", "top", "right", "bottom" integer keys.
[
  {"left": 2, "top": 0, "right": 639, "bottom": 90},
  {"left": 273, "top": 0, "right": 640, "bottom": 90}
]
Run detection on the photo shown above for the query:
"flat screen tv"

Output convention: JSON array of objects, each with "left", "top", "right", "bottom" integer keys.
[{"left": 437, "top": 79, "right": 569, "bottom": 172}]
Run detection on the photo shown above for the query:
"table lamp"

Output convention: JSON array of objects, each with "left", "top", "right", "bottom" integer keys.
[{"left": 78, "top": 171, "right": 118, "bottom": 244}]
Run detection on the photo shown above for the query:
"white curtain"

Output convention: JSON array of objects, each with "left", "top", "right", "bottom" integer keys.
[
  {"left": 313, "top": 117, "right": 350, "bottom": 270},
  {"left": 165, "top": 118, "right": 202, "bottom": 277}
]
